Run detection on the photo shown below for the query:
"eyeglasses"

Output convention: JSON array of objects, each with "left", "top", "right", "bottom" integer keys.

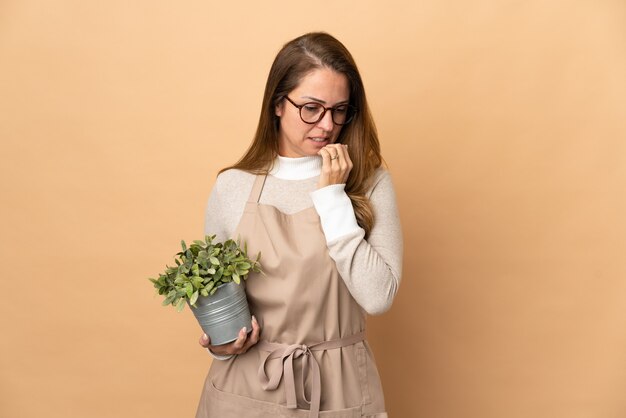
[{"left": 283, "top": 96, "right": 357, "bottom": 126}]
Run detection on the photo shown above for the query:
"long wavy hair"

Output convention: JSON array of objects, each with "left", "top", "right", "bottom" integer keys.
[{"left": 220, "top": 32, "right": 382, "bottom": 237}]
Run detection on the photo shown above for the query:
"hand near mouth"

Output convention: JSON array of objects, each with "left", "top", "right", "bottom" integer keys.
[{"left": 317, "top": 144, "right": 352, "bottom": 189}]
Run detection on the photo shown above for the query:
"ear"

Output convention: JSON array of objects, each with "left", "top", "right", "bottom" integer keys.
[{"left": 275, "top": 100, "right": 284, "bottom": 118}]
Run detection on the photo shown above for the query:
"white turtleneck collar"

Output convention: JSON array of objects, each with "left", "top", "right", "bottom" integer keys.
[{"left": 269, "top": 155, "right": 322, "bottom": 180}]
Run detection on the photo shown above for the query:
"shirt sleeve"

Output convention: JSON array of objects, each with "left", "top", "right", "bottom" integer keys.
[
  {"left": 203, "top": 176, "right": 234, "bottom": 360},
  {"left": 206, "top": 348, "right": 234, "bottom": 360},
  {"left": 204, "top": 176, "right": 230, "bottom": 244},
  {"left": 310, "top": 169, "right": 404, "bottom": 315},
  {"left": 310, "top": 184, "right": 361, "bottom": 242}
]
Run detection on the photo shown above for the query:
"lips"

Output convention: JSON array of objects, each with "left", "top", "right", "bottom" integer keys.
[{"left": 308, "top": 137, "right": 329, "bottom": 143}]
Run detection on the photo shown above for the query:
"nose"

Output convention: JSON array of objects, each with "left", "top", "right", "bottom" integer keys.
[{"left": 316, "top": 109, "right": 334, "bottom": 131}]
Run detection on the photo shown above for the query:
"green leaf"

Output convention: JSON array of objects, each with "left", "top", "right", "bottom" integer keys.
[
  {"left": 162, "top": 290, "right": 177, "bottom": 305},
  {"left": 181, "top": 240, "right": 187, "bottom": 252},
  {"left": 233, "top": 273, "right": 240, "bottom": 285},
  {"left": 210, "top": 257, "right": 219, "bottom": 265},
  {"left": 176, "top": 298, "right": 185, "bottom": 312},
  {"left": 200, "top": 288, "right": 209, "bottom": 297},
  {"left": 193, "top": 240, "right": 205, "bottom": 246},
  {"left": 190, "top": 290, "right": 199, "bottom": 305}
]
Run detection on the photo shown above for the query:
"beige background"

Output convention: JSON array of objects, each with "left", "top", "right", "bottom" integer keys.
[{"left": 1, "top": 1, "right": 625, "bottom": 417}]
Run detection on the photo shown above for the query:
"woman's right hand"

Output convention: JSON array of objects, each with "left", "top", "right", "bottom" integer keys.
[
  {"left": 198, "top": 315, "right": 261, "bottom": 356},
  {"left": 317, "top": 143, "right": 352, "bottom": 189}
]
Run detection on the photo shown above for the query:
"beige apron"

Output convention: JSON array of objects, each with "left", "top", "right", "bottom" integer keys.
[{"left": 195, "top": 174, "right": 388, "bottom": 418}]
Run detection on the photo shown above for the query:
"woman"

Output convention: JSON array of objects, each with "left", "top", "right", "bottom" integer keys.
[{"left": 195, "top": 32, "right": 403, "bottom": 418}]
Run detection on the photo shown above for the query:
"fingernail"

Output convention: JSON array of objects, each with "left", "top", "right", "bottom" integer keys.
[
  {"left": 242, "top": 327, "right": 247, "bottom": 333},
  {"left": 252, "top": 315, "right": 257, "bottom": 324},
  {"left": 202, "top": 333, "right": 208, "bottom": 341}
]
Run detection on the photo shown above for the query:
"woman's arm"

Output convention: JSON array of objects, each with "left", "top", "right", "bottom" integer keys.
[
  {"left": 310, "top": 169, "right": 403, "bottom": 315},
  {"left": 201, "top": 172, "right": 260, "bottom": 358}
]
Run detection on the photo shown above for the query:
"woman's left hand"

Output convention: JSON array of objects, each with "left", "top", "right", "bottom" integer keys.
[
  {"left": 199, "top": 315, "right": 261, "bottom": 356},
  {"left": 317, "top": 144, "right": 352, "bottom": 189}
]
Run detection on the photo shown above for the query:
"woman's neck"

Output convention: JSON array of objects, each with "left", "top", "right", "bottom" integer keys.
[{"left": 269, "top": 155, "right": 322, "bottom": 180}]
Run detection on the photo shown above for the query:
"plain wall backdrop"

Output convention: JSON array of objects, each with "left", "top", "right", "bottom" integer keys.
[{"left": 1, "top": 1, "right": 625, "bottom": 417}]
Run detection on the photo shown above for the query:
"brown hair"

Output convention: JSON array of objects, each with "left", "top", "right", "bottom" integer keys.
[{"left": 220, "top": 32, "right": 382, "bottom": 237}]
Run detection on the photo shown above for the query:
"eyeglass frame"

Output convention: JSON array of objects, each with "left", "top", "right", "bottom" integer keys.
[{"left": 282, "top": 96, "right": 358, "bottom": 126}]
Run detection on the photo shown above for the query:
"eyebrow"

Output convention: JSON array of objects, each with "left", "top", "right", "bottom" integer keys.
[{"left": 301, "top": 96, "right": 350, "bottom": 105}]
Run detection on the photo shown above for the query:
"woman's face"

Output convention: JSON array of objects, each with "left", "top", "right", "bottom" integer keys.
[{"left": 275, "top": 67, "right": 350, "bottom": 157}]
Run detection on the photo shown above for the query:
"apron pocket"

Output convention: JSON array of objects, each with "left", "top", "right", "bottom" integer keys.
[{"left": 204, "top": 379, "right": 363, "bottom": 418}]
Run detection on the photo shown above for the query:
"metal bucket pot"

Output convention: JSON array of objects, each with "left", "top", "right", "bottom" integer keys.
[{"left": 189, "top": 281, "right": 252, "bottom": 346}]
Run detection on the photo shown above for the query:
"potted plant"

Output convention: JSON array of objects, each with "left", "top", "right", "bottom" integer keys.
[{"left": 149, "top": 235, "right": 262, "bottom": 345}]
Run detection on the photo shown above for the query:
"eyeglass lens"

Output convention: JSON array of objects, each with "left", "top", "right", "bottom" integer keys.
[{"left": 300, "top": 103, "right": 355, "bottom": 125}]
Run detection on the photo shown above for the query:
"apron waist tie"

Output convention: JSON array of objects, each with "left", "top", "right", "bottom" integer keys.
[{"left": 257, "top": 331, "right": 366, "bottom": 418}]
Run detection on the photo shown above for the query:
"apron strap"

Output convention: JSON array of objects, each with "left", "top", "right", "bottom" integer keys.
[
  {"left": 257, "top": 331, "right": 366, "bottom": 418},
  {"left": 248, "top": 174, "right": 268, "bottom": 204}
]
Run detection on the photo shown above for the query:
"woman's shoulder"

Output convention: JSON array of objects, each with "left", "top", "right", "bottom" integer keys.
[
  {"left": 210, "top": 169, "right": 258, "bottom": 207},
  {"left": 366, "top": 166, "right": 394, "bottom": 196},
  {"left": 372, "top": 166, "right": 390, "bottom": 181},
  {"left": 214, "top": 168, "right": 257, "bottom": 189}
]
